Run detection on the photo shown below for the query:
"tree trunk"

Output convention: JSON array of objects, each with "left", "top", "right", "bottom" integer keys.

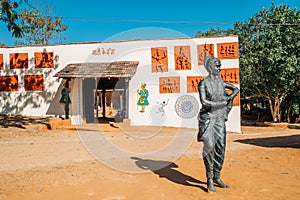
[
  {"left": 268, "top": 97, "right": 283, "bottom": 123},
  {"left": 286, "top": 100, "right": 293, "bottom": 123}
]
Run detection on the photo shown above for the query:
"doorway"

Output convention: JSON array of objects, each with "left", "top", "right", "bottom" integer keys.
[
  {"left": 83, "top": 77, "right": 129, "bottom": 123},
  {"left": 94, "top": 88, "right": 126, "bottom": 121}
]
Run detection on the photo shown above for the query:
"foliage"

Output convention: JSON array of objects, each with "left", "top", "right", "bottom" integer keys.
[
  {"left": 195, "top": 27, "right": 233, "bottom": 37},
  {"left": 0, "top": 0, "right": 23, "bottom": 37},
  {"left": 194, "top": 3, "right": 300, "bottom": 122},
  {"left": 1, "top": 0, "right": 67, "bottom": 45},
  {"left": 233, "top": 3, "right": 300, "bottom": 122},
  {"left": 15, "top": 5, "right": 67, "bottom": 45}
]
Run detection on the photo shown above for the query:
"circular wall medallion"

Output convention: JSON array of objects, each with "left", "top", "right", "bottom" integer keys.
[{"left": 175, "top": 95, "right": 199, "bottom": 119}]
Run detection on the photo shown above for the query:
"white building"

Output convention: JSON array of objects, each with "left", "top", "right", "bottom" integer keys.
[{"left": 0, "top": 36, "right": 241, "bottom": 132}]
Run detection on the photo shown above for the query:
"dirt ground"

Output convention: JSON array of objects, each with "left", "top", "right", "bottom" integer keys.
[{"left": 0, "top": 117, "right": 300, "bottom": 200}]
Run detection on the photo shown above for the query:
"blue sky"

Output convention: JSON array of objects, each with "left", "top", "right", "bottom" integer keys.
[{"left": 0, "top": 0, "right": 299, "bottom": 46}]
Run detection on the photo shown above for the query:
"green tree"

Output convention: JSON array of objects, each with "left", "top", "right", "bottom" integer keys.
[
  {"left": 196, "top": 26, "right": 233, "bottom": 37},
  {"left": 195, "top": 3, "right": 300, "bottom": 123},
  {"left": 282, "top": 88, "right": 300, "bottom": 123},
  {"left": 15, "top": 4, "right": 67, "bottom": 45},
  {"left": 234, "top": 3, "right": 300, "bottom": 122}
]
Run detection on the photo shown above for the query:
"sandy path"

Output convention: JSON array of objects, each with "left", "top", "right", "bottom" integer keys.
[{"left": 0, "top": 124, "right": 300, "bottom": 199}]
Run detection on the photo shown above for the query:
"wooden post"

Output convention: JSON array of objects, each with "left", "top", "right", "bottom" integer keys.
[
  {"left": 65, "top": 78, "right": 71, "bottom": 119},
  {"left": 102, "top": 89, "right": 106, "bottom": 118}
]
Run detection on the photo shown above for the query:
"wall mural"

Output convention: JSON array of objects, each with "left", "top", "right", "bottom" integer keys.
[
  {"left": 174, "top": 46, "right": 191, "bottom": 70},
  {"left": 156, "top": 99, "right": 169, "bottom": 116},
  {"left": 151, "top": 47, "right": 168, "bottom": 72},
  {"left": 159, "top": 76, "right": 180, "bottom": 93},
  {"left": 0, "top": 75, "right": 18, "bottom": 92},
  {"left": 187, "top": 76, "right": 205, "bottom": 93},
  {"left": 34, "top": 52, "right": 54, "bottom": 68},
  {"left": 137, "top": 83, "right": 149, "bottom": 113},
  {"left": 0, "top": 54, "right": 3, "bottom": 70},
  {"left": 197, "top": 44, "right": 214, "bottom": 66},
  {"left": 24, "top": 74, "right": 44, "bottom": 91},
  {"left": 9, "top": 53, "right": 28, "bottom": 69},
  {"left": 220, "top": 68, "right": 239, "bottom": 84},
  {"left": 175, "top": 95, "right": 199, "bottom": 119},
  {"left": 217, "top": 42, "right": 239, "bottom": 60}
]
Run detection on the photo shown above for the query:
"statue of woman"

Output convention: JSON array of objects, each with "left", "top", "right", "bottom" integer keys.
[{"left": 198, "top": 56, "right": 239, "bottom": 193}]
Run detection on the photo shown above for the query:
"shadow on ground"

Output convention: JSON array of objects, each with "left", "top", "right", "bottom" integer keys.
[
  {"left": 0, "top": 114, "right": 50, "bottom": 129},
  {"left": 235, "top": 134, "right": 300, "bottom": 149},
  {"left": 131, "top": 157, "right": 207, "bottom": 192}
]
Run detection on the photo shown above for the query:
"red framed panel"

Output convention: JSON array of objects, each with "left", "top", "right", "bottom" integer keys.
[
  {"left": 24, "top": 74, "right": 44, "bottom": 91},
  {"left": 0, "top": 54, "right": 3, "bottom": 70},
  {"left": 34, "top": 52, "right": 54, "bottom": 68},
  {"left": 159, "top": 76, "right": 180, "bottom": 93},
  {"left": 220, "top": 68, "right": 239, "bottom": 84},
  {"left": 217, "top": 42, "right": 239, "bottom": 60},
  {"left": 9, "top": 53, "right": 29, "bottom": 69},
  {"left": 197, "top": 44, "right": 214, "bottom": 66},
  {"left": 174, "top": 46, "right": 191, "bottom": 70},
  {"left": 187, "top": 76, "right": 205, "bottom": 93},
  {"left": 0, "top": 75, "right": 18, "bottom": 92},
  {"left": 151, "top": 47, "right": 168, "bottom": 72}
]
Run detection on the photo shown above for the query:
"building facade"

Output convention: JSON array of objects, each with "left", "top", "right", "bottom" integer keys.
[{"left": 0, "top": 36, "right": 241, "bottom": 132}]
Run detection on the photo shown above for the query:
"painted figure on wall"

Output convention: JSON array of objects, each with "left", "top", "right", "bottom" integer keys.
[
  {"left": 217, "top": 42, "right": 239, "bottom": 59},
  {"left": 156, "top": 99, "right": 169, "bottom": 116},
  {"left": 137, "top": 83, "right": 149, "bottom": 113},
  {"left": 159, "top": 77, "right": 180, "bottom": 93},
  {"left": 187, "top": 76, "right": 204, "bottom": 93},
  {"left": 24, "top": 74, "right": 44, "bottom": 91},
  {"left": 198, "top": 44, "right": 214, "bottom": 66},
  {"left": 151, "top": 47, "right": 168, "bottom": 72},
  {"left": 34, "top": 52, "right": 54, "bottom": 68},
  {"left": 220, "top": 68, "right": 239, "bottom": 85},
  {"left": 174, "top": 46, "right": 191, "bottom": 70},
  {"left": 9, "top": 53, "right": 28, "bottom": 69},
  {"left": 0, "top": 75, "right": 18, "bottom": 92},
  {"left": 197, "top": 55, "right": 239, "bottom": 193}
]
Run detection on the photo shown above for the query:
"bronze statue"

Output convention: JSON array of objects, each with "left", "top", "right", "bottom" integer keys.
[{"left": 197, "top": 55, "right": 239, "bottom": 193}]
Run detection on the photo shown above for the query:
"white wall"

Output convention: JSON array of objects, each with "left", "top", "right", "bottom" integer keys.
[{"left": 0, "top": 36, "right": 241, "bottom": 132}]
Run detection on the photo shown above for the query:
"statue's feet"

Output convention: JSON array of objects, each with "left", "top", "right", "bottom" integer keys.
[
  {"left": 214, "top": 178, "right": 230, "bottom": 188},
  {"left": 207, "top": 179, "right": 216, "bottom": 193}
]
